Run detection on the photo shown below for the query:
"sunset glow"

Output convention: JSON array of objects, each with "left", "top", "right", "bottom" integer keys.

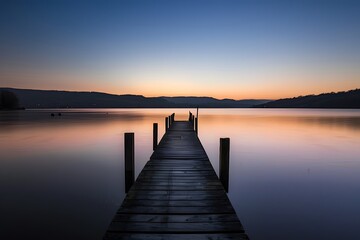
[{"left": 1, "top": 1, "right": 359, "bottom": 99}]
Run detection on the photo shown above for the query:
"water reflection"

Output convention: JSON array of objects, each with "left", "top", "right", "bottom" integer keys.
[
  {"left": 0, "top": 109, "right": 166, "bottom": 240},
  {"left": 198, "top": 109, "right": 360, "bottom": 240},
  {"left": 1, "top": 109, "right": 359, "bottom": 240}
]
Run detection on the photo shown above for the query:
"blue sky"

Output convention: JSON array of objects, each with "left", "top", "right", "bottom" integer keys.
[{"left": 0, "top": 0, "right": 359, "bottom": 99}]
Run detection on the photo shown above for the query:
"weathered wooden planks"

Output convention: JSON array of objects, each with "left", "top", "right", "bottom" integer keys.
[
  {"left": 105, "top": 233, "right": 249, "bottom": 240},
  {"left": 103, "top": 120, "right": 249, "bottom": 240}
]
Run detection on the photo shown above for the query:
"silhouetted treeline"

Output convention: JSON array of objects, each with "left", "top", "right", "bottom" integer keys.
[
  {"left": 256, "top": 89, "right": 360, "bottom": 108},
  {"left": 0, "top": 90, "right": 20, "bottom": 109},
  {"left": 0, "top": 88, "right": 269, "bottom": 108}
]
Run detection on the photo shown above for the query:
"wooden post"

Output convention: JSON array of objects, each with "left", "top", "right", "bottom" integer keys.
[
  {"left": 189, "top": 112, "right": 192, "bottom": 121},
  {"left": 195, "top": 117, "right": 198, "bottom": 135},
  {"left": 165, "top": 117, "right": 169, "bottom": 132},
  {"left": 192, "top": 115, "right": 195, "bottom": 130},
  {"left": 219, "top": 138, "right": 230, "bottom": 192},
  {"left": 124, "top": 133, "right": 135, "bottom": 193},
  {"left": 153, "top": 123, "right": 158, "bottom": 150}
]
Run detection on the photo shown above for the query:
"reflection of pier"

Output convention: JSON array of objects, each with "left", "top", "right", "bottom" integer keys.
[{"left": 103, "top": 113, "right": 249, "bottom": 239}]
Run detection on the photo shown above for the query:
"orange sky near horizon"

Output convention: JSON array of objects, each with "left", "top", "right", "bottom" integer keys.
[
  {"left": 1, "top": 1, "right": 360, "bottom": 100},
  {"left": 1, "top": 69, "right": 358, "bottom": 100},
  {"left": 1, "top": 81, "right": 358, "bottom": 100}
]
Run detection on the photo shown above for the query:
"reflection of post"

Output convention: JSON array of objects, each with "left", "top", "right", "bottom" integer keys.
[
  {"left": 219, "top": 138, "right": 230, "bottom": 193},
  {"left": 165, "top": 117, "right": 169, "bottom": 132},
  {"left": 124, "top": 133, "right": 135, "bottom": 193},
  {"left": 153, "top": 123, "right": 158, "bottom": 150},
  {"left": 195, "top": 117, "right": 198, "bottom": 135}
]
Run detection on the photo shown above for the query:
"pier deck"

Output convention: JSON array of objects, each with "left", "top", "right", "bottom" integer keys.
[{"left": 104, "top": 120, "right": 248, "bottom": 239}]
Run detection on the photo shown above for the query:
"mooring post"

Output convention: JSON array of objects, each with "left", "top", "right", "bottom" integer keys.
[
  {"left": 189, "top": 112, "right": 192, "bottom": 121},
  {"left": 124, "top": 132, "right": 135, "bottom": 193},
  {"left": 195, "top": 117, "right": 198, "bottom": 135},
  {"left": 153, "top": 123, "right": 158, "bottom": 150},
  {"left": 171, "top": 113, "right": 175, "bottom": 123},
  {"left": 219, "top": 138, "right": 230, "bottom": 192},
  {"left": 165, "top": 117, "right": 169, "bottom": 132}
]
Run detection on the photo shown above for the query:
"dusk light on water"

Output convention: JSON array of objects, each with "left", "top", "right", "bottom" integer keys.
[{"left": 1, "top": 1, "right": 359, "bottom": 239}]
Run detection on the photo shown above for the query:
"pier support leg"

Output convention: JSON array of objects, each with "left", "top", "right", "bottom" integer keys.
[
  {"left": 124, "top": 133, "right": 135, "bottom": 193},
  {"left": 219, "top": 138, "right": 230, "bottom": 192},
  {"left": 153, "top": 123, "right": 158, "bottom": 150},
  {"left": 165, "top": 117, "right": 169, "bottom": 132}
]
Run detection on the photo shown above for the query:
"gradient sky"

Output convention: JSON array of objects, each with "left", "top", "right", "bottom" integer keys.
[{"left": 1, "top": 0, "right": 359, "bottom": 99}]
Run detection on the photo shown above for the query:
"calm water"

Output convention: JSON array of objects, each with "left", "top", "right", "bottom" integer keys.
[{"left": 1, "top": 109, "right": 359, "bottom": 240}]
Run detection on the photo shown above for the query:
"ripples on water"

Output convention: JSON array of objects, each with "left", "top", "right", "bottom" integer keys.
[{"left": 1, "top": 109, "right": 359, "bottom": 240}]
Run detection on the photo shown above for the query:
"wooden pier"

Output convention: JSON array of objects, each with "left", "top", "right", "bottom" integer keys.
[{"left": 104, "top": 114, "right": 249, "bottom": 240}]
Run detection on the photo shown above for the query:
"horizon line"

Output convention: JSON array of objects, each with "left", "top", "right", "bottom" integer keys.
[
  {"left": 0, "top": 86, "right": 274, "bottom": 101},
  {"left": 1, "top": 86, "right": 359, "bottom": 101}
]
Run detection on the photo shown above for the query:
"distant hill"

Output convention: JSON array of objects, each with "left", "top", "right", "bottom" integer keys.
[
  {"left": 256, "top": 89, "right": 360, "bottom": 108},
  {"left": 162, "top": 97, "right": 270, "bottom": 108},
  {"left": 0, "top": 88, "right": 270, "bottom": 108},
  {"left": 0, "top": 88, "right": 171, "bottom": 108}
]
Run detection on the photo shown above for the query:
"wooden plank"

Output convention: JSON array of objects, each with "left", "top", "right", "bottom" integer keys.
[
  {"left": 107, "top": 222, "right": 244, "bottom": 233},
  {"left": 135, "top": 181, "right": 223, "bottom": 186},
  {"left": 104, "top": 233, "right": 249, "bottom": 240},
  {"left": 130, "top": 185, "right": 224, "bottom": 191},
  {"left": 126, "top": 190, "right": 226, "bottom": 195},
  {"left": 143, "top": 165, "right": 214, "bottom": 169},
  {"left": 136, "top": 179, "right": 219, "bottom": 182},
  {"left": 117, "top": 206, "right": 235, "bottom": 214},
  {"left": 137, "top": 175, "right": 218, "bottom": 179},
  {"left": 138, "top": 171, "right": 217, "bottom": 175},
  {"left": 122, "top": 199, "right": 232, "bottom": 207},
  {"left": 112, "top": 213, "right": 241, "bottom": 223},
  {"left": 125, "top": 194, "right": 229, "bottom": 201},
  {"left": 137, "top": 177, "right": 219, "bottom": 181},
  {"left": 146, "top": 161, "right": 210, "bottom": 164}
]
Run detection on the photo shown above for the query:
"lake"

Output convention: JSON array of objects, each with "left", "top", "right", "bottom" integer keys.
[{"left": 1, "top": 108, "right": 359, "bottom": 240}]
